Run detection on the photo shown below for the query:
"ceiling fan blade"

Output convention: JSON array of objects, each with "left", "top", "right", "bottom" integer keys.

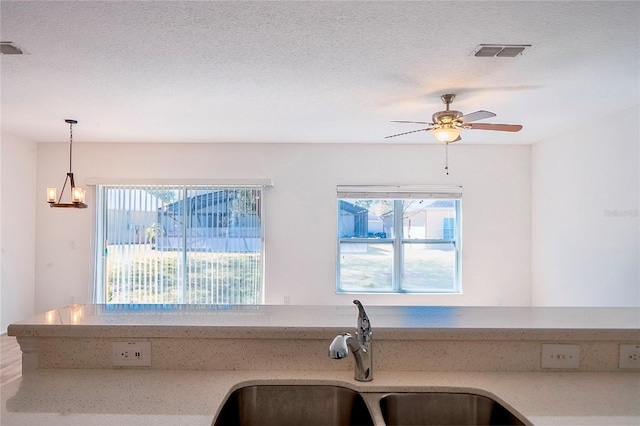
[
  {"left": 467, "top": 123, "right": 523, "bottom": 132},
  {"left": 390, "top": 120, "right": 434, "bottom": 125},
  {"left": 384, "top": 128, "right": 434, "bottom": 139},
  {"left": 460, "top": 110, "right": 496, "bottom": 123}
]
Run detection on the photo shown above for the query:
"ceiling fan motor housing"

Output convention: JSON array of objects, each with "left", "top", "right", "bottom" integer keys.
[{"left": 432, "top": 110, "right": 463, "bottom": 125}]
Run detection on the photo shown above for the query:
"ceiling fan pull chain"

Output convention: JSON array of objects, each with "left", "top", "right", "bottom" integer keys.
[{"left": 445, "top": 142, "right": 450, "bottom": 175}]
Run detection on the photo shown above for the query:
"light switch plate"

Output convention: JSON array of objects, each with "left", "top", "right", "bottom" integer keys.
[{"left": 541, "top": 344, "right": 580, "bottom": 369}]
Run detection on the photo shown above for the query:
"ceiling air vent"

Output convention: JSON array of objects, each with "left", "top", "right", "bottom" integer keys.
[
  {"left": 1, "top": 42, "right": 24, "bottom": 55},
  {"left": 472, "top": 44, "right": 530, "bottom": 58}
]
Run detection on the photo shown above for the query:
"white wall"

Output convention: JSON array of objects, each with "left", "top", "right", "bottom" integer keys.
[
  {"left": 532, "top": 105, "right": 640, "bottom": 306},
  {"left": 35, "top": 142, "right": 531, "bottom": 312},
  {"left": 1, "top": 133, "right": 37, "bottom": 332}
]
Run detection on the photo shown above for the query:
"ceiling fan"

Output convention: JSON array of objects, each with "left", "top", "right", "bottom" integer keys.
[{"left": 385, "top": 93, "right": 523, "bottom": 143}]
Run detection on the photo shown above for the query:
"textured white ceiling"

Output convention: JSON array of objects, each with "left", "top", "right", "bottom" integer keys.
[{"left": 1, "top": 1, "right": 638, "bottom": 144}]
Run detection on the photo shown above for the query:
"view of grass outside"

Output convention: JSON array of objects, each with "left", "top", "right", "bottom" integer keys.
[
  {"left": 339, "top": 243, "right": 455, "bottom": 292},
  {"left": 401, "top": 244, "right": 456, "bottom": 291},
  {"left": 339, "top": 243, "right": 393, "bottom": 290},
  {"left": 107, "top": 244, "right": 261, "bottom": 304}
]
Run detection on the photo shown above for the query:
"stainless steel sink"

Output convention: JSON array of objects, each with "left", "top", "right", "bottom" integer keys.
[
  {"left": 379, "top": 392, "right": 526, "bottom": 425},
  {"left": 212, "top": 385, "right": 375, "bottom": 426},
  {"left": 212, "top": 384, "right": 528, "bottom": 426}
]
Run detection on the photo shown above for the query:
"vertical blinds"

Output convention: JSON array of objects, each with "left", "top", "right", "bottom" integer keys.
[{"left": 95, "top": 184, "right": 264, "bottom": 305}]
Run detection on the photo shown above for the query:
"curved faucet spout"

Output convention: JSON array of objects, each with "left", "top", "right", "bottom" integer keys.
[
  {"left": 328, "top": 301, "right": 373, "bottom": 381},
  {"left": 353, "top": 300, "right": 372, "bottom": 343}
]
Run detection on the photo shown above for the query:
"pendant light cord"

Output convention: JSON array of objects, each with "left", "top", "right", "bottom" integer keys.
[
  {"left": 59, "top": 120, "right": 75, "bottom": 202},
  {"left": 68, "top": 121, "right": 73, "bottom": 173}
]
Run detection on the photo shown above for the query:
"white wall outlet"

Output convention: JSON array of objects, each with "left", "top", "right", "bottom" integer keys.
[
  {"left": 619, "top": 344, "right": 640, "bottom": 370},
  {"left": 112, "top": 341, "right": 151, "bottom": 367},
  {"left": 541, "top": 344, "right": 580, "bottom": 369}
]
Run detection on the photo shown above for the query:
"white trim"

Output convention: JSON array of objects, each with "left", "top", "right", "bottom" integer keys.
[
  {"left": 337, "top": 184, "right": 462, "bottom": 199},
  {"left": 85, "top": 178, "right": 274, "bottom": 187}
]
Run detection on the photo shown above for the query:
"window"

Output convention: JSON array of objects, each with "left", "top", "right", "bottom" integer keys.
[
  {"left": 94, "top": 183, "right": 264, "bottom": 304},
  {"left": 337, "top": 185, "right": 462, "bottom": 293}
]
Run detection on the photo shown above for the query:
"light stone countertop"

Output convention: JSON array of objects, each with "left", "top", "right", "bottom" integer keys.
[
  {"left": 5, "top": 305, "right": 639, "bottom": 424},
  {"left": 1, "top": 369, "right": 639, "bottom": 425},
  {"left": 8, "top": 304, "right": 640, "bottom": 341}
]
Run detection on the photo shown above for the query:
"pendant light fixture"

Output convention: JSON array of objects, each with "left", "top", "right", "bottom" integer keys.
[{"left": 46, "top": 119, "right": 87, "bottom": 209}]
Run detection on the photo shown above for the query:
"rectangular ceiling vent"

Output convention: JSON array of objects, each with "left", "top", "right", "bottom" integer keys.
[
  {"left": 472, "top": 44, "right": 530, "bottom": 58},
  {"left": 1, "top": 42, "right": 24, "bottom": 55}
]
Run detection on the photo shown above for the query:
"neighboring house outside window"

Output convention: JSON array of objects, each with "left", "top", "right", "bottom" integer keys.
[
  {"left": 443, "top": 217, "right": 455, "bottom": 239},
  {"left": 337, "top": 185, "right": 462, "bottom": 293},
  {"left": 94, "top": 184, "right": 264, "bottom": 304}
]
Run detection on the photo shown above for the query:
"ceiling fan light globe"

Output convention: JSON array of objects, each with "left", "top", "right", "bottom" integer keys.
[{"left": 433, "top": 127, "right": 461, "bottom": 143}]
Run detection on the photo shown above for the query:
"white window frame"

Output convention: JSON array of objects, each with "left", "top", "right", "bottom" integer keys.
[{"left": 336, "top": 185, "right": 462, "bottom": 294}]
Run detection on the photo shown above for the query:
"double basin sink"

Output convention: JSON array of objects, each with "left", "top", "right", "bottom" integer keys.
[{"left": 213, "top": 384, "right": 528, "bottom": 426}]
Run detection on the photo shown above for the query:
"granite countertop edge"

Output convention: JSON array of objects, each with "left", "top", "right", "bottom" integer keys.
[
  {"left": 2, "top": 369, "right": 639, "bottom": 426},
  {"left": 8, "top": 323, "right": 640, "bottom": 341}
]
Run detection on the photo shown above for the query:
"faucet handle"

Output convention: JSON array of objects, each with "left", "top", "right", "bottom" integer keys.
[
  {"left": 353, "top": 300, "right": 371, "bottom": 342},
  {"left": 329, "top": 333, "right": 350, "bottom": 359}
]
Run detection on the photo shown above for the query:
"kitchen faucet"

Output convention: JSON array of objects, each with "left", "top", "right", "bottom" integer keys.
[{"left": 328, "top": 300, "right": 372, "bottom": 381}]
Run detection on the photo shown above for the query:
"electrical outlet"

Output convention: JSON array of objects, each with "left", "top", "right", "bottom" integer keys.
[
  {"left": 619, "top": 344, "right": 640, "bottom": 370},
  {"left": 541, "top": 344, "right": 580, "bottom": 369},
  {"left": 112, "top": 341, "right": 151, "bottom": 367}
]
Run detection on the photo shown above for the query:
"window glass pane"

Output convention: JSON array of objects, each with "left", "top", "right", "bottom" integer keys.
[
  {"left": 339, "top": 243, "right": 393, "bottom": 291},
  {"left": 402, "top": 199, "right": 456, "bottom": 240},
  {"left": 401, "top": 243, "right": 456, "bottom": 291},
  {"left": 338, "top": 199, "right": 394, "bottom": 238},
  {"left": 105, "top": 187, "right": 181, "bottom": 304}
]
